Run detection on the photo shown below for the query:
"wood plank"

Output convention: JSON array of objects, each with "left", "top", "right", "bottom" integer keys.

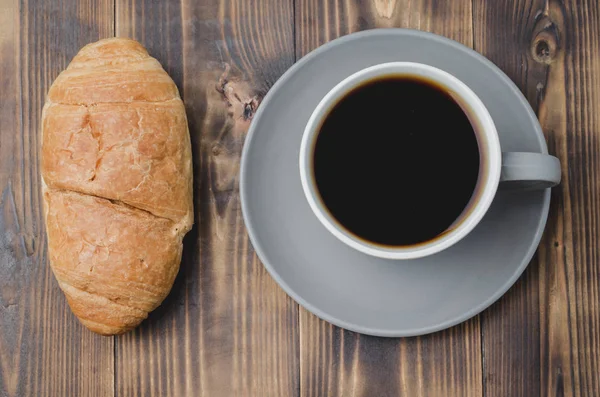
[
  {"left": 114, "top": 1, "right": 299, "bottom": 396},
  {"left": 0, "top": 0, "right": 114, "bottom": 396},
  {"left": 473, "top": 2, "right": 544, "bottom": 392},
  {"left": 474, "top": 0, "right": 600, "bottom": 395},
  {"left": 295, "top": 1, "right": 482, "bottom": 396}
]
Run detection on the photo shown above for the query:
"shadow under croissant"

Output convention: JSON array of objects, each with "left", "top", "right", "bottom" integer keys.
[{"left": 136, "top": 224, "right": 201, "bottom": 332}]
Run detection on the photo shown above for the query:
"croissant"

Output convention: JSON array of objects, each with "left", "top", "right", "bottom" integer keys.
[{"left": 41, "top": 38, "right": 193, "bottom": 335}]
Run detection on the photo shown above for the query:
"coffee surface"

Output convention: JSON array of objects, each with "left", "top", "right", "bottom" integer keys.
[{"left": 313, "top": 76, "right": 480, "bottom": 246}]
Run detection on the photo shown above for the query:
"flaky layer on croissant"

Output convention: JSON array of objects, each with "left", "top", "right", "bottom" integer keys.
[{"left": 41, "top": 38, "right": 193, "bottom": 335}]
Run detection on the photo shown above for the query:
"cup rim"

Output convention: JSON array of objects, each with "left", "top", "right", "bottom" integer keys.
[{"left": 299, "top": 62, "right": 502, "bottom": 260}]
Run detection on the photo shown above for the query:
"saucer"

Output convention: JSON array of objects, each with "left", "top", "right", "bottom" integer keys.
[{"left": 240, "top": 29, "right": 551, "bottom": 337}]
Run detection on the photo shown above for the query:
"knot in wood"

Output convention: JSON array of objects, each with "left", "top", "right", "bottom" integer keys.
[
  {"left": 532, "top": 37, "right": 556, "bottom": 64},
  {"left": 535, "top": 40, "right": 551, "bottom": 59},
  {"left": 530, "top": 12, "right": 560, "bottom": 64},
  {"left": 242, "top": 96, "right": 261, "bottom": 120}
]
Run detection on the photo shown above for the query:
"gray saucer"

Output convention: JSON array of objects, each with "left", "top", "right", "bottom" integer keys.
[{"left": 240, "top": 29, "right": 551, "bottom": 337}]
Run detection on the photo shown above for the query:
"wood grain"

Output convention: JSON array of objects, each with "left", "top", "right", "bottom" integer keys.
[
  {"left": 1, "top": 0, "right": 600, "bottom": 395},
  {"left": 114, "top": 0, "right": 299, "bottom": 396},
  {"left": 296, "top": 0, "right": 473, "bottom": 59},
  {"left": 295, "top": 1, "right": 482, "bottom": 396},
  {"left": 474, "top": 0, "right": 600, "bottom": 396},
  {"left": 300, "top": 311, "right": 482, "bottom": 397},
  {"left": 0, "top": 0, "right": 115, "bottom": 396}
]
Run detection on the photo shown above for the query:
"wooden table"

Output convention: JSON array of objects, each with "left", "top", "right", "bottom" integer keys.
[{"left": 1, "top": 0, "right": 599, "bottom": 396}]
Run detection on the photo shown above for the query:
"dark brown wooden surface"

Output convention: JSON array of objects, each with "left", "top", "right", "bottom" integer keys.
[
  {"left": 474, "top": 1, "right": 600, "bottom": 396},
  {"left": 0, "top": 0, "right": 598, "bottom": 396}
]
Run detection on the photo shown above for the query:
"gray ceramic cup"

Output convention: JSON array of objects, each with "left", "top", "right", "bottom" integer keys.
[{"left": 299, "top": 62, "right": 561, "bottom": 260}]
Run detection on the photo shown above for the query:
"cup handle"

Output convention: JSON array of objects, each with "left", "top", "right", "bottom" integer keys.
[{"left": 500, "top": 152, "right": 561, "bottom": 189}]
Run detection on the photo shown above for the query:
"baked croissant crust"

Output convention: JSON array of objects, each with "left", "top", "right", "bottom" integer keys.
[{"left": 41, "top": 38, "right": 193, "bottom": 335}]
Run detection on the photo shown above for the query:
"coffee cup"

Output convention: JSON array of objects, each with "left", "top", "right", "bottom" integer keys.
[{"left": 299, "top": 62, "right": 561, "bottom": 260}]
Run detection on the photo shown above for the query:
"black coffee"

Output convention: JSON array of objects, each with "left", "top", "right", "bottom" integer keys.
[{"left": 312, "top": 76, "right": 481, "bottom": 246}]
